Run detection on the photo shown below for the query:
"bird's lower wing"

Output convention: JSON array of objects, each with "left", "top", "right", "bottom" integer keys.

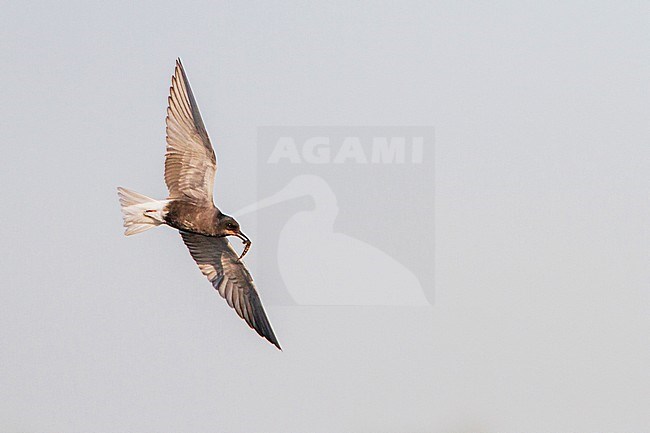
[{"left": 180, "top": 231, "right": 281, "bottom": 350}]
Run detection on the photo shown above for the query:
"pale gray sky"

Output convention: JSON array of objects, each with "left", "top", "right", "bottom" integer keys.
[{"left": 1, "top": 1, "right": 649, "bottom": 432}]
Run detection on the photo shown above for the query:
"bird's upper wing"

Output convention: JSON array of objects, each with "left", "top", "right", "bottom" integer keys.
[
  {"left": 180, "top": 231, "right": 281, "bottom": 350},
  {"left": 165, "top": 59, "right": 217, "bottom": 204}
]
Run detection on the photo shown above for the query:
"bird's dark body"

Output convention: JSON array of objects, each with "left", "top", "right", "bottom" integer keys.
[{"left": 163, "top": 200, "right": 221, "bottom": 236}]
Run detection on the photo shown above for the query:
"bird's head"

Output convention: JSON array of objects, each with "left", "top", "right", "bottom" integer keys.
[
  {"left": 216, "top": 214, "right": 241, "bottom": 236},
  {"left": 216, "top": 214, "right": 251, "bottom": 259}
]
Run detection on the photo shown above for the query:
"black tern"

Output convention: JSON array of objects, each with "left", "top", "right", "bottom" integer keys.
[{"left": 117, "top": 59, "right": 280, "bottom": 350}]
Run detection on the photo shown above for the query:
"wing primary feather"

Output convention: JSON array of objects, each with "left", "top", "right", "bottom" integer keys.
[
  {"left": 164, "top": 60, "right": 217, "bottom": 203},
  {"left": 179, "top": 232, "right": 281, "bottom": 350}
]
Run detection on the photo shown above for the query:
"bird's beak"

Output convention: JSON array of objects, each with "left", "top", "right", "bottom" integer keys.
[{"left": 235, "top": 231, "right": 251, "bottom": 259}]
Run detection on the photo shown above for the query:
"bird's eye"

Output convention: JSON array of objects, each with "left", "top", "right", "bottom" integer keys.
[{"left": 227, "top": 222, "right": 237, "bottom": 230}]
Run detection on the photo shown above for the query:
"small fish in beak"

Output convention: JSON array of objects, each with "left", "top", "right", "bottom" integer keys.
[{"left": 235, "top": 232, "right": 251, "bottom": 259}]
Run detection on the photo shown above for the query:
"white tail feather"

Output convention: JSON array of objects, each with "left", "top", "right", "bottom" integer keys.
[{"left": 117, "top": 187, "right": 168, "bottom": 236}]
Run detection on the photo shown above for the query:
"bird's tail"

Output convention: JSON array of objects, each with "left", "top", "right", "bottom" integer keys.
[{"left": 117, "top": 187, "right": 168, "bottom": 236}]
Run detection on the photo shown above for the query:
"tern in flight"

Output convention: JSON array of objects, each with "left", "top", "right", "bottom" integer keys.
[{"left": 117, "top": 59, "right": 280, "bottom": 350}]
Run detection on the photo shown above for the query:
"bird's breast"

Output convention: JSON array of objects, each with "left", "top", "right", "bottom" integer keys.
[{"left": 163, "top": 200, "right": 218, "bottom": 235}]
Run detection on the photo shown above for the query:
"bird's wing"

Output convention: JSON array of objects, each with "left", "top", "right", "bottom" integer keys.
[
  {"left": 180, "top": 231, "right": 281, "bottom": 350},
  {"left": 165, "top": 59, "right": 217, "bottom": 204}
]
